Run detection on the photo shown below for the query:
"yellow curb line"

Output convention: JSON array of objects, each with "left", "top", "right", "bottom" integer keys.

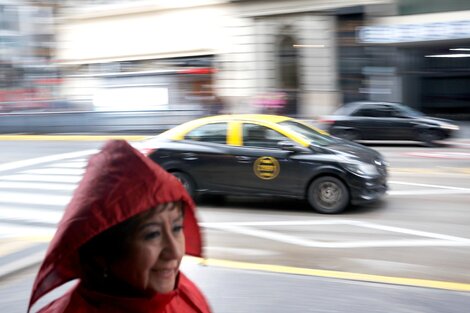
[
  {"left": 186, "top": 257, "right": 470, "bottom": 292},
  {"left": 6, "top": 239, "right": 469, "bottom": 292},
  {"left": 12, "top": 237, "right": 470, "bottom": 292},
  {"left": 0, "top": 135, "right": 149, "bottom": 141}
]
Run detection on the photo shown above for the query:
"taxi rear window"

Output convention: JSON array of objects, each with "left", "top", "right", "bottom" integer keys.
[{"left": 184, "top": 122, "right": 227, "bottom": 144}]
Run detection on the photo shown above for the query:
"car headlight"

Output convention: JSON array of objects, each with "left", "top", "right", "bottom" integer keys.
[
  {"left": 440, "top": 123, "right": 459, "bottom": 131},
  {"left": 344, "top": 162, "right": 379, "bottom": 177}
]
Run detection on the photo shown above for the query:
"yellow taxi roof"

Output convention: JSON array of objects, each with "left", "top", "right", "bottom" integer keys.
[
  {"left": 193, "top": 114, "right": 293, "bottom": 123},
  {"left": 159, "top": 114, "right": 294, "bottom": 139}
]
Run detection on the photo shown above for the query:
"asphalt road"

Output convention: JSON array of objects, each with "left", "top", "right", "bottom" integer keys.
[{"left": 1, "top": 136, "right": 470, "bottom": 312}]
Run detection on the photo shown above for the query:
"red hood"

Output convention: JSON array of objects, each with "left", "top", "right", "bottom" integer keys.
[{"left": 28, "top": 140, "right": 202, "bottom": 311}]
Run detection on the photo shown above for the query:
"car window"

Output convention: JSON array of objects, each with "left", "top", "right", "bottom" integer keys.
[
  {"left": 375, "top": 106, "right": 394, "bottom": 117},
  {"left": 243, "top": 123, "right": 289, "bottom": 148},
  {"left": 352, "top": 107, "right": 377, "bottom": 117},
  {"left": 394, "top": 103, "right": 423, "bottom": 117},
  {"left": 279, "top": 120, "right": 337, "bottom": 146},
  {"left": 354, "top": 105, "right": 395, "bottom": 118},
  {"left": 385, "top": 106, "right": 404, "bottom": 117},
  {"left": 184, "top": 122, "right": 227, "bottom": 144}
]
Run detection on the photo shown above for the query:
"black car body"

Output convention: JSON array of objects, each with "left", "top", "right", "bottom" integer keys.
[
  {"left": 320, "top": 101, "right": 460, "bottom": 145},
  {"left": 141, "top": 114, "right": 388, "bottom": 214}
]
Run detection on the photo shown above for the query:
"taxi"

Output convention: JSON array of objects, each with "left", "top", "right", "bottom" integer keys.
[{"left": 141, "top": 114, "right": 388, "bottom": 214}]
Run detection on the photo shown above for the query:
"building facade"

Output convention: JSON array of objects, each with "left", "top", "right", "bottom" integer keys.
[
  {"left": 359, "top": 0, "right": 470, "bottom": 119},
  {"left": 55, "top": 0, "right": 393, "bottom": 116},
  {"left": 0, "top": 0, "right": 59, "bottom": 111}
]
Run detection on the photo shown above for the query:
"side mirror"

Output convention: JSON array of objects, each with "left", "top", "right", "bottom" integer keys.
[{"left": 277, "top": 141, "right": 310, "bottom": 153}]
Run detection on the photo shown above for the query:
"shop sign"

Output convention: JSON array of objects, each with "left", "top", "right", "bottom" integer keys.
[{"left": 358, "top": 20, "right": 470, "bottom": 43}]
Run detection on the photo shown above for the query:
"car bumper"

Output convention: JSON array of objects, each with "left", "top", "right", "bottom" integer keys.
[{"left": 349, "top": 176, "right": 388, "bottom": 205}]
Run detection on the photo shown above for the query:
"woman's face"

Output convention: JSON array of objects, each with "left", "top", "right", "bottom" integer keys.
[{"left": 108, "top": 202, "right": 185, "bottom": 295}]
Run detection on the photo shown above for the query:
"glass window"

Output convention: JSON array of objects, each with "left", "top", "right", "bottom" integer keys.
[
  {"left": 0, "top": 6, "right": 18, "bottom": 31},
  {"left": 184, "top": 123, "right": 227, "bottom": 144},
  {"left": 352, "top": 107, "right": 377, "bottom": 117},
  {"left": 398, "top": 0, "right": 470, "bottom": 15},
  {"left": 243, "top": 123, "right": 289, "bottom": 148},
  {"left": 354, "top": 105, "right": 394, "bottom": 118},
  {"left": 279, "top": 120, "right": 336, "bottom": 146}
]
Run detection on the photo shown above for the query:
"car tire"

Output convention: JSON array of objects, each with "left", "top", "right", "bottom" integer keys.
[
  {"left": 307, "top": 176, "right": 349, "bottom": 214},
  {"left": 171, "top": 171, "right": 196, "bottom": 198},
  {"left": 417, "top": 129, "right": 441, "bottom": 147}
]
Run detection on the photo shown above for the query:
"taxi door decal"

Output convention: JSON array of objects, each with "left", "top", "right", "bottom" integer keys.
[{"left": 253, "top": 156, "right": 280, "bottom": 180}]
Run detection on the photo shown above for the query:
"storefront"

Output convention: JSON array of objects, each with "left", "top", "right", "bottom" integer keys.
[{"left": 359, "top": 11, "right": 470, "bottom": 119}]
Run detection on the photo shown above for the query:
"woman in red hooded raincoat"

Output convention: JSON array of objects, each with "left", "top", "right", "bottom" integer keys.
[{"left": 28, "top": 140, "right": 211, "bottom": 313}]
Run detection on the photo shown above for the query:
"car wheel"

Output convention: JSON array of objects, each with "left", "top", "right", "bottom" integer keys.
[
  {"left": 171, "top": 171, "right": 196, "bottom": 198},
  {"left": 417, "top": 129, "right": 441, "bottom": 146},
  {"left": 307, "top": 176, "right": 349, "bottom": 214}
]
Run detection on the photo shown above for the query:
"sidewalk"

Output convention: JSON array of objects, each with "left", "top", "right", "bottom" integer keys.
[{"left": 2, "top": 257, "right": 470, "bottom": 313}]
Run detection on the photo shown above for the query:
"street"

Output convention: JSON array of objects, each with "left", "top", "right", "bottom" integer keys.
[{"left": 1, "top": 136, "right": 470, "bottom": 312}]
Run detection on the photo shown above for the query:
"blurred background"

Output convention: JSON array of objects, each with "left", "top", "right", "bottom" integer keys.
[{"left": 1, "top": 0, "right": 470, "bottom": 133}]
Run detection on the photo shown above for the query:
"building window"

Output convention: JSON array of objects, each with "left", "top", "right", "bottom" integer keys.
[
  {"left": 0, "top": 5, "right": 19, "bottom": 32},
  {"left": 277, "top": 34, "right": 298, "bottom": 89}
]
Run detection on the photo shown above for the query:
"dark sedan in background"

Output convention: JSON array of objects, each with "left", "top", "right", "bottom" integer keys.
[{"left": 319, "top": 101, "right": 460, "bottom": 146}]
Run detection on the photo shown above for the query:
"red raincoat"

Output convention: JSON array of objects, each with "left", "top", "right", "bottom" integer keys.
[{"left": 28, "top": 140, "right": 211, "bottom": 313}]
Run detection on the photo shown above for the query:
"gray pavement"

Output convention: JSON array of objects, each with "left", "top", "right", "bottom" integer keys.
[{"left": 2, "top": 260, "right": 470, "bottom": 313}]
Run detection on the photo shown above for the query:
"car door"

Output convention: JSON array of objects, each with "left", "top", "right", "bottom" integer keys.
[
  {"left": 224, "top": 122, "right": 305, "bottom": 196},
  {"left": 173, "top": 122, "right": 233, "bottom": 191},
  {"left": 352, "top": 104, "right": 403, "bottom": 140},
  {"left": 386, "top": 104, "right": 417, "bottom": 140}
]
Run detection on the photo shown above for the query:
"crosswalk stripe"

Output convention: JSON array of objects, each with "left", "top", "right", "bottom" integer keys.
[
  {"left": 0, "top": 191, "right": 70, "bottom": 206},
  {"left": 0, "top": 150, "right": 96, "bottom": 172},
  {"left": 0, "top": 174, "right": 82, "bottom": 183},
  {"left": 0, "top": 222, "right": 55, "bottom": 238},
  {"left": 0, "top": 206, "right": 63, "bottom": 224},
  {"left": 21, "top": 168, "right": 85, "bottom": 176},
  {"left": 0, "top": 181, "right": 77, "bottom": 191},
  {"left": 45, "top": 162, "right": 87, "bottom": 168}
]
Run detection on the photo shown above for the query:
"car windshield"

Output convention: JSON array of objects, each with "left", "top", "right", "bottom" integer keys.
[
  {"left": 278, "top": 120, "right": 337, "bottom": 146},
  {"left": 394, "top": 103, "right": 423, "bottom": 117},
  {"left": 333, "top": 102, "right": 359, "bottom": 115}
]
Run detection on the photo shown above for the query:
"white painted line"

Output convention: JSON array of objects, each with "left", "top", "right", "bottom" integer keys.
[
  {"left": 45, "top": 162, "right": 87, "bottom": 168},
  {"left": 388, "top": 189, "right": 470, "bottom": 196},
  {"left": 346, "top": 220, "right": 470, "bottom": 243},
  {"left": 0, "top": 181, "right": 76, "bottom": 191},
  {"left": 0, "top": 174, "right": 82, "bottom": 184},
  {"left": 405, "top": 151, "right": 470, "bottom": 159},
  {"left": 21, "top": 168, "right": 85, "bottom": 176},
  {"left": 201, "top": 220, "right": 350, "bottom": 227},
  {"left": 67, "top": 158, "right": 89, "bottom": 162},
  {"left": 202, "top": 219, "right": 470, "bottom": 249},
  {"left": 390, "top": 180, "right": 470, "bottom": 191},
  {"left": 0, "top": 206, "right": 63, "bottom": 224},
  {"left": 205, "top": 246, "right": 278, "bottom": 256},
  {"left": 0, "top": 191, "right": 70, "bottom": 206},
  {"left": 205, "top": 224, "right": 470, "bottom": 248},
  {"left": 0, "top": 150, "right": 97, "bottom": 173},
  {"left": 0, "top": 222, "right": 55, "bottom": 238},
  {"left": 208, "top": 224, "right": 317, "bottom": 246},
  {"left": 388, "top": 180, "right": 470, "bottom": 196}
]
